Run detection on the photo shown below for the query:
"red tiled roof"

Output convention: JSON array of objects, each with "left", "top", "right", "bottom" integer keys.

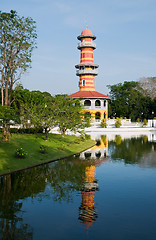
[{"left": 68, "top": 91, "right": 111, "bottom": 99}]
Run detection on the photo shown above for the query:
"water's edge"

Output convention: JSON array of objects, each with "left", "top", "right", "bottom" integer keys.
[{"left": 0, "top": 143, "right": 96, "bottom": 177}]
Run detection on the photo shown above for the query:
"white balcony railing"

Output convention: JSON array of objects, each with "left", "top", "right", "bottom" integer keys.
[
  {"left": 78, "top": 41, "right": 96, "bottom": 49},
  {"left": 76, "top": 69, "right": 98, "bottom": 75}
]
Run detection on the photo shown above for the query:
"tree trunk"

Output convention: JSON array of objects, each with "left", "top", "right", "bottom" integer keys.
[
  {"left": 2, "top": 80, "right": 11, "bottom": 142},
  {"left": 45, "top": 127, "right": 48, "bottom": 141},
  {"left": 5, "top": 81, "right": 9, "bottom": 106},
  {"left": 1, "top": 84, "right": 4, "bottom": 106},
  {"left": 62, "top": 127, "right": 66, "bottom": 136},
  {"left": 2, "top": 124, "right": 10, "bottom": 142}
]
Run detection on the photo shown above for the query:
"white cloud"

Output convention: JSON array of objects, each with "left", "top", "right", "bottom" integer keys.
[{"left": 55, "top": 2, "right": 71, "bottom": 13}]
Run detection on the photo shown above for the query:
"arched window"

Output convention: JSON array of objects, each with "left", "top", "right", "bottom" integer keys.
[
  {"left": 95, "top": 112, "right": 101, "bottom": 120},
  {"left": 84, "top": 100, "right": 91, "bottom": 106},
  {"left": 84, "top": 152, "right": 91, "bottom": 159},
  {"left": 95, "top": 100, "right": 101, "bottom": 106},
  {"left": 95, "top": 151, "right": 101, "bottom": 159},
  {"left": 104, "top": 112, "right": 106, "bottom": 119},
  {"left": 104, "top": 100, "right": 106, "bottom": 107},
  {"left": 82, "top": 79, "right": 85, "bottom": 86}
]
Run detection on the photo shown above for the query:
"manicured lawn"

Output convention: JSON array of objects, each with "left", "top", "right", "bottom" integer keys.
[{"left": 0, "top": 133, "right": 94, "bottom": 175}]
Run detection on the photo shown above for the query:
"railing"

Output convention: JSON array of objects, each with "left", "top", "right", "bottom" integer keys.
[
  {"left": 78, "top": 42, "right": 96, "bottom": 48},
  {"left": 76, "top": 69, "right": 98, "bottom": 75}
]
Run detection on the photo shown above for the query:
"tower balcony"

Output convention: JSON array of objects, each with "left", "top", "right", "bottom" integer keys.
[
  {"left": 76, "top": 69, "right": 98, "bottom": 76},
  {"left": 78, "top": 41, "right": 96, "bottom": 49}
]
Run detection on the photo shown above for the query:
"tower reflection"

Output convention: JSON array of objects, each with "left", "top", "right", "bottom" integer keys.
[{"left": 79, "top": 136, "right": 108, "bottom": 228}]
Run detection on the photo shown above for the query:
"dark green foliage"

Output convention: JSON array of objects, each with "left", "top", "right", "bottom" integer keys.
[
  {"left": 55, "top": 95, "right": 83, "bottom": 135},
  {"left": 9, "top": 127, "right": 43, "bottom": 134},
  {"left": 11, "top": 89, "right": 84, "bottom": 139},
  {"left": 84, "top": 117, "right": 91, "bottom": 127},
  {"left": 107, "top": 81, "right": 156, "bottom": 120}
]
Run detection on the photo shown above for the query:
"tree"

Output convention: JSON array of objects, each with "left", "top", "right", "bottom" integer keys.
[
  {"left": 56, "top": 95, "right": 83, "bottom": 135},
  {"left": 107, "top": 81, "right": 153, "bottom": 121},
  {"left": 0, "top": 10, "right": 37, "bottom": 141},
  {"left": 13, "top": 89, "right": 58, "bottom": 140}
]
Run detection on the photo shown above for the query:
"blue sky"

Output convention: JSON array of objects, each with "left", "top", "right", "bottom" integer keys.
[{"left": 1, "top": 0, "right": 156, "bottom": 95}]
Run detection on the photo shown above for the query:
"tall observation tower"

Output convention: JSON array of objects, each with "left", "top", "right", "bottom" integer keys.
[
  {"left": 69, "top": 28, "right": 110, "bottom": 122},
  {"left": 75, "top": 28, "right": 98, "bottom": 91}
]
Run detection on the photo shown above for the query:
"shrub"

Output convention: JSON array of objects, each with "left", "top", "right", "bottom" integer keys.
[
  {"left": 136, "top": 118, "right": 141, "bottom": 123},
  {"left": 10, "top": 127, "right": 43, "bottom": 134},
  {"left": 143, "top": 119, "right": 147, "bottom": 126},
  {"left": 15, "top": 147, "right": 27, "bottom": 158},
  {"left": 39, "top": 145, "right": 47, "bottom": 154},
  {"left": 115, "top": 118, "right": 122, "bottom": 128},
  {"left": 101, "top": 119, "right": 107, "bottom": 128}
]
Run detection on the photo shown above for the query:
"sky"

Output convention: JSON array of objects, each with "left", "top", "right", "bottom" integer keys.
[{"left": 1, "top": 0, "right": 156, "bottom": 96}]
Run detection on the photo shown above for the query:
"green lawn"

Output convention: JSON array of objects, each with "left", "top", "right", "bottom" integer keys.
[{"left": 0, "top": 133, "right": 94, "bottom": 175}]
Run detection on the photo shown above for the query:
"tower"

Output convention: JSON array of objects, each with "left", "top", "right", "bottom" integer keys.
[
  {"left": 69, "top": 28, "right": 111, "bottom": 122},
  {"left": 75, "top": 28, "right": 98, "bottom": 91}
]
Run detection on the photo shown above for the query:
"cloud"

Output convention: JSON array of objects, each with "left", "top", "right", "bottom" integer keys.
[{"left": 55, "top": 2, "right": 71, "bottom": 13}]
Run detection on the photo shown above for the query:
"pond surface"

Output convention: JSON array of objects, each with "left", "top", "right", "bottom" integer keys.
[{"left": 0, "top": 133, "right": 156, "bottom": 240}]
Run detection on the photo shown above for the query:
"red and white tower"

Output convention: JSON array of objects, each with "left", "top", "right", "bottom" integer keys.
[
  {"left": 75, "top": 28, "right": 98, "bottom": 91},
  {"left": 69, "top": 28, "right": 110, "bottom": 122}
]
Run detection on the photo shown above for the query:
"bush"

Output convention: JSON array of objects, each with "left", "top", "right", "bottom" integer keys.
[
  {"left": 115, "top": 118, "right": 122, "bottom": 128},
  {"left": 15, "top": 147, "right": 27, "bottom": 158},
  {"left": 10, "top": 127, "right": 43, "bottom": 134},
  {"left": 136, "top": 118, "right": 141, "bottom": 123},
  {"left": 143, "top": 119, "right": 147, "bottom": 126},
  {"left": 39, "top": 145, "right": 47, "bottom": 154},
  {"left": 101, "top": 119, "right": 107, "bottom": 128}
]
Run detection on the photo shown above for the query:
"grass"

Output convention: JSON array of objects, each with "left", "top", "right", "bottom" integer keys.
[{"left": 0, "top": 133, "right": 95, "bottom": 175}]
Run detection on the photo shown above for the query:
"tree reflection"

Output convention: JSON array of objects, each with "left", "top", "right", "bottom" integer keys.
[
  {"left": 0, "top": 175, "right": 33, "bottom": 240},
  {"left": 0, "top": 142, "right": 109, "bottom": 235},
  {"left": 109, "top": 136, "right": 156, "bottom": 166}
]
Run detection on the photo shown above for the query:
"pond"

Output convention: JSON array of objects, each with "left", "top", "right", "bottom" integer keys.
[{"left": 0, "top": 132, "right": 156, "bottom": 240}]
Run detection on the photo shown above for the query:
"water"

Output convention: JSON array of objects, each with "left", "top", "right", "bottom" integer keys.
[{"left": 0, "top": 133, "right": 156, "bottom": 240}]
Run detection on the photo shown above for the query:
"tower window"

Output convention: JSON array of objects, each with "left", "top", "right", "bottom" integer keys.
[{"left": 82, "top": 79, "right": 85, "bottom": 86}]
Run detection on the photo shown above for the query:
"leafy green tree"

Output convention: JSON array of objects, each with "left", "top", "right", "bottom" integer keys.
[
  {"left": 56, "top": 95, "right": 83, "bottom": 135},
  {"left": 13, "top": 89, "right": 58, "bottom": 140},
  {"left": 0, "top": 10, "right": 37, "bottom": 141},
  {"left": 107, "top": 81, "right": 153, "bottom": 121}
]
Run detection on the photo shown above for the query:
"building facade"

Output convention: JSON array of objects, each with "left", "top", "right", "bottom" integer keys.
[{"left": 68, "top": 28, "right": 110, "bottom": 122}]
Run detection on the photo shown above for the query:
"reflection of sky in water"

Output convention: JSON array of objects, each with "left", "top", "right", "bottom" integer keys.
[{"left": 0, "top": 133, "right": 156, "bottom": 240}]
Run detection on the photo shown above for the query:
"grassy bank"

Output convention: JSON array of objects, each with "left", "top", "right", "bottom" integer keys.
[{"left": 0, "top": 133, "right": 94, "bottom": 175}]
